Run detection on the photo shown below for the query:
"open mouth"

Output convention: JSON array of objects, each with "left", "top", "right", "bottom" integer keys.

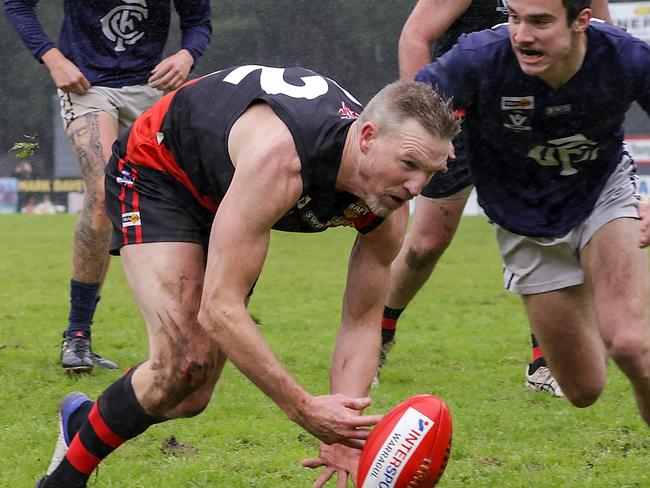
[{"left": 518, "top": 47, "right": 544, "bottom": 62}]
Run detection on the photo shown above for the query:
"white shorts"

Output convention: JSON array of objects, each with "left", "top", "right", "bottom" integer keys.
[
  {"left": 496, "top": 151, "right": 640, "bottom": 295},
  {"left": 57, "top": 84, "right": 162, "bottom": 131}
]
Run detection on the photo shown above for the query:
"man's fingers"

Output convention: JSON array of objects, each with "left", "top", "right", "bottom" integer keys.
[
  {"left": 301, "top": 457, "right": 326, "bottom": 469},
  {"left": 342, "top": 396, "right": 372, "bottom": 411},
  {"left": 312, "top": 467, "right": 336, "bottom": 488},
  {"left": 338, "top": 437, "right": 365, "bottom": 450},
  {"left": 337, "top": 469, "right": 348, "bottom": 488},
  {"left": 349, "top": 413, "right": 383, "bottom": 428}
]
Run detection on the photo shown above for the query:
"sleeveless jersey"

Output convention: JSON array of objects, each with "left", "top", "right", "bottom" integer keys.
[
  {"left": 431, "top": 0, "right": 508, "bottom": 58},
  {"left": 416, "top": 22, "right": 650, "bottom": 237},
  {"left": 114, "top": 65, "right": 383, "bottom": 234}
]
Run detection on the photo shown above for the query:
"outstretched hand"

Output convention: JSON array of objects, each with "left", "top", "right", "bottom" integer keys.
[
  {"left": 302, "top": 442, "right": 361, "bottom": 488},
  {"left": 296, "top": 394, "right": 382, "bottom": 449},
  {"left": 639, "top": 197, "right": 650, "bottom": 248}
]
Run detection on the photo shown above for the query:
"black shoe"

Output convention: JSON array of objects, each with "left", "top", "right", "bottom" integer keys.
[
  {"left": 35, "top": 476, "right": 48, "bottom": 487},
  {"left": 60, "top": 333, "right": 93, "bottom": 373},
  {"left": 90, "top": 351, "right": 118, "bottom": 369}
]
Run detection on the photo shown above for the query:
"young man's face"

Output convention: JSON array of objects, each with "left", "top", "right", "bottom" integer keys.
[
  {"left": 359, "top": 118, "right": 450, "bottom": 218},
  {"left": 507, "top": 0, "right": 590, "bottom": 86}
]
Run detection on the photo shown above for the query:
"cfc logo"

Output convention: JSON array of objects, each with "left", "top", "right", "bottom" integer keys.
[
  {"left": 527, "top": 134, "right": 599, "bottom": 176},
  {"left": 100, "top": 0, "right": 148, "bottom": 52}
]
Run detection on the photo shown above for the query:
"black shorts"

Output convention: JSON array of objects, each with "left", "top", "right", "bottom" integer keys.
[
  {"left": 421, "top": 131, "right": 473, "bottom": 199},
  {"left": 105, "top": 156, "right": 214, "bottom": 256}
]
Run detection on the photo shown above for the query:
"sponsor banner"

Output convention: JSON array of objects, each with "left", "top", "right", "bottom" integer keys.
[
  {"left": 610, "top": 2, "right": 650, "bottom": 44},
  {"left": 9, "top": 178, "right": 86, "bottom": 214}
]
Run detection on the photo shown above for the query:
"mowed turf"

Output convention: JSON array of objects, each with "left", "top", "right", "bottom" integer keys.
[{"left": 0, "top": 214, "right": 648, "bottom": 487}]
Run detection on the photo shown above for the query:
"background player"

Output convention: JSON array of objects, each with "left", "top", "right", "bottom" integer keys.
[
  {"left": 35, "top": 66, "right": 460, "bottom": 487},
  {"left": 4, "top": 0, "right": 212, "bottom": 373},
  {"left": 376, "top": 0, "right": 612, "bottom": 397},
  {"left": 415, "top": 0, "right": 650, "bottom": 424}
]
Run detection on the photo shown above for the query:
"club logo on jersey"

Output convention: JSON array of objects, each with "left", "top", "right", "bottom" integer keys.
[
  {"left": 116, "top": 169, "right": 135, "bottom": 188},
  {"left": 338, "top": 101, "right": 360, "bottom": 120},
  {"left": 504, "top": 113, "right": 531, "bottom": 131},
  {"left": 100, "top": 0, "right": 148, "bottom": 52},
  {"left": 342, "top": 200, "right": 370, "bottom": 220},
  {"left": 296, "top": 195, "right": 312, "bottom": 209},
  {"left": 527, "top": 134, "right": 599, "bottom": 176},
  {"left": 502, "top": 97, "right": 534, "bottom": 131},
  {"left": 501, "top": 96, "right": 534, "bottom": 110},
  {"left": 545, "top": 104, "right": 572, "bottom": 117},
  {"left": 296, "top": 197, "right": 372, "bottom": 230},
  {"left": 121, "top": 211, "right": 141, "bottom": 227}
]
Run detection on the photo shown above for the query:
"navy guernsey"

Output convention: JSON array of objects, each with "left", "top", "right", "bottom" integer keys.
[
  {"left": 4, "top": 0, "right": 211, "bottom": 88},
  {"left": 416, "top": 21, "right": 650, "bottom": 237}
]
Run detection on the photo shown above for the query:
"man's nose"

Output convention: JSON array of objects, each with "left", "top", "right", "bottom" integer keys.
[
  {"left": 513, "top": 22, "right": 534, "bottom": 44},
  {"left": 404, "top": 173, "right": 430, "bottom": 197}
]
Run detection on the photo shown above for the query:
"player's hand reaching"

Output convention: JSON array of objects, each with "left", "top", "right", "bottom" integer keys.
[
  {"left": 294, "top": 394, "right": 382, "bottom": 449},
  {"left": 41, "top": 48, "right": 91, "bottom": 95},
  {"left": 148, "top": 49, "right": 194, "bottom": 91},
  {"left": 638, "top": 197, "right": 650, "bottom": 248},
  {"left": 302, "top": 442, "right": 361, "bottom": 488}
]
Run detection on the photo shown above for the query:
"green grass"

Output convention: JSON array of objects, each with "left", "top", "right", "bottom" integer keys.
[{"left": 0, "top": 214, "right": 648, "bottom": 487}]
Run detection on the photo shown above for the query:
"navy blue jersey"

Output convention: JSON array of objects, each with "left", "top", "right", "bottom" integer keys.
[
  {"left": 112, "top": 65, "right": 383, "bottom": 234},
  {"left": 4, "top": 0, "right": 211, "bottom": 87},
  {"left": 432, "top": 0, "right": 508, "bottom": 58},
  {"left": 416, "top": 22, "right": 650, "bottom": 237}
]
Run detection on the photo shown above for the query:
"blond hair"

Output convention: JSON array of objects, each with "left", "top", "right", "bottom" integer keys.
[{"left": 360, "top": 80, "right": 460, "bottom": 141}]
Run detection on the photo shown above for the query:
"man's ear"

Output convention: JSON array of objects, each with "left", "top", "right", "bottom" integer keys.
[
  {"left": 574, "top": 7, "right": 592, "bottom": 33},
  {"left": 359, "top": 121, "right": 376, "bottom": 155}
]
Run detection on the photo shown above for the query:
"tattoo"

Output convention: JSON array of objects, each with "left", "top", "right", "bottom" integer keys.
[{"left": 68, "top": 113, "right": 112, "bottom": 283}]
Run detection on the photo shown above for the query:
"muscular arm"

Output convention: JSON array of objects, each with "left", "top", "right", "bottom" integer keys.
[
  {"left": 199, "top": 104, "right": 380, "bottom": 447},
  {"left": 331, "top": 205, "right": 408, "bottom": 396},
  {"left": 398, "top": 0, "right": 471, "bottom": 80}
]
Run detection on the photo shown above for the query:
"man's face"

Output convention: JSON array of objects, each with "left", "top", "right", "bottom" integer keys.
[
  {"left": 359, "top": 119, "right": 450, "bottom": 218},
  {"left": 507, "top": 0, "right": 589, "bottom": 85}
]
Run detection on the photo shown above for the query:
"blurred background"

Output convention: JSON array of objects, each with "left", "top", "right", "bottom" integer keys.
[{"left": 0, "top": 0, "right": 649, "bottom": 213}]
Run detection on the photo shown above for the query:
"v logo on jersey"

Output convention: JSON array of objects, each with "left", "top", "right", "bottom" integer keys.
[{"left": 504, "top": 113, "right": 531, "bottom": 132}]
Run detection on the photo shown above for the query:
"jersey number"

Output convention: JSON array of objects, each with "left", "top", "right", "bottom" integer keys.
[
  {"left": 223, "top": 65, "right": 329, "bottom": 100},
  {"left": 222, "top": 65, "right": 361, "bottom": 105}
]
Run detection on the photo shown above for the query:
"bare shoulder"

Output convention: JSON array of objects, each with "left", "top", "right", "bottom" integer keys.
[{"left": 228, "top": 102, "right": 301, "bottom": 175}]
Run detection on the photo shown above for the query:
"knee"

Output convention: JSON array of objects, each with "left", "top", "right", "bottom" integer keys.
[
  {"left": 404, "top": 244, "right": 446, "bottom": 272},
  {"left": 563, "top": 384, "right": 603, "bottom": 408},
  {"left": 608, "top": 329, "right": 650, "bottom": 374},
  {"left": 148, "top": 351, "right": 218, "bottom": 414}
]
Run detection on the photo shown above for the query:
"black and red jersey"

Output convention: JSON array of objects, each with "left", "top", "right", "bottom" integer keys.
[{"left": 111, "top": 65, "right": 383, "bottom": 234}]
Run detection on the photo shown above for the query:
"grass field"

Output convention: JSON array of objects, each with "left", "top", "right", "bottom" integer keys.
[{"left": 0, "top": 214, "right": 648, "bottom": 487}]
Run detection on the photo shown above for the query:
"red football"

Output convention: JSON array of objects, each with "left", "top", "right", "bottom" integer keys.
[{"left": 357, "top": 394, "right": 452, "bottom": 488}]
